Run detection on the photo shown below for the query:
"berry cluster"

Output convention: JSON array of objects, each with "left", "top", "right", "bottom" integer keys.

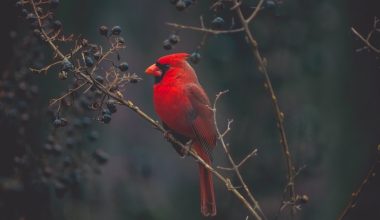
[
  {"left": 9, "top": 0, "right": 141, "bottom": 201},
  {"left": 163, "top": 33, "right": 181, "bottom": 50}
]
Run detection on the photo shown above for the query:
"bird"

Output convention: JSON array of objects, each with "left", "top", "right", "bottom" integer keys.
[{"left": 145, "top": 53, "right": 217, "bottom": 216}]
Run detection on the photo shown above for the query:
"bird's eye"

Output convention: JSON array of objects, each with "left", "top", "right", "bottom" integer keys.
[{"left": 156, "top": 62, "right": 170, "bottom": 72}]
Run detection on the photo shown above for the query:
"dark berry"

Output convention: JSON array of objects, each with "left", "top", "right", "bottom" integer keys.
[
  {"left": 62, "top": 59, "right": 74, "bottom": 72},
  {"left": 184, "top": 0, "right": 193, "bottom": 7},
  {"left": 212, "top": 17, "right": 225, "bottom": 29},
  {"left": 111, "top": 26, "right": 122, "bottom": 35},
  {"left": 93, "top": 149, "right": 109, "bottom": 164},
  {"left": 130, "top": 78, "right": 138, "bottom": 84},
  {"left": 93, "top": 51, "right": 102, "bottom": 60},
  {"left": 265, "top": 0, "right": 277, "bottom": 9},
  {"left": 88, "top": 130, "right": 99, "bottom": 141},
  {"left": 53, "top": 117, "right": 67, "bottom": 128},
  {"left": 176, "top": 0, "right": 187, "bottom": 11},
  {"left": 117, "top": 37, "right": 125, "bottom": 44},
  {"left": 106, "top": 100, "right": 117, "bottom": 113},
  {"left": 53, "top": 20, "right": 62, "bottom": 30},
  {"left": 163, "top": 39, "right": 172, "bottom": 50},
  {"left": 53, "top": 118, "right": 62, "bottom": 128},
  {"left": 85, "top": 56, "right": 94, "bottom": 67},
  {"left": 95, "top": 75, "right": 104, "bottom": 84},
  {"left": 101, "top": 114, "right": 112, "bottom": 124},
  {"left": 15, "top": 1, "right": 23, "bottom": 9},
  {"left": 99, "top": 25, "right": 108, "bottom": 36},
  {"left": 21, "top": 9, "right": 28, "bottom": 16},
  {"left": 169, "top": 34, "right": 180, "bottom": 44},
  {"left": 118, "top": 62, "right": 129, "bottom": 71},
  {"left": 102, "top": 108, "right": 111, "bottom": 115},
  {"left": 33, "top": 29, "right": 41, "bottom": 38},
  {"left": 189, "top": 52, "right": 201, "bottom": 64},
  {"left": 26, "top": 13, "right": 37, "bottom": 22},
  {"left": 60, "top": 117, "right": 68, "bottom": 127}
]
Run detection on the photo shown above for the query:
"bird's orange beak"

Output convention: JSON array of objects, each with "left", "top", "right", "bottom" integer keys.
[{"left": 145, "top": 64, "right": 162, "bottom": 77}]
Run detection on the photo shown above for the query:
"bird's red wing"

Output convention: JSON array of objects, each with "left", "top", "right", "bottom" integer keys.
[{"left": 186, "top": 84, "right": 217, "bottom": 159}]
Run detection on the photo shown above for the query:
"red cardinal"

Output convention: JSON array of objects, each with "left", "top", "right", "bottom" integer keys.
[{"left": 145, "top": 53, "right": 217, "bottom": 216}]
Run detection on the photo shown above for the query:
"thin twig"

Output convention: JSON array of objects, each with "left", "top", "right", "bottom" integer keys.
[
  {"left": 213, "top": 90, "right": 267, "bottom": 220},
  {"left": 29, "top": 60, "right": 62, "bottom": 74},
  {"left": 166, "top": 22, "right": 244, "bottom": 34},
  {"left": 49, "top": 81, "right": 89, "bottom": 106},
  {"left": 217, "top": 148, "right": 257, "bottom": 171},
  {"left": 246, "top": 0, "right": 265, "bottom": 23},
  {"left": 351, "top": 27, "right": 380, "bottom": 53},
  {"left": 237, "top": 148, "right": 258, "bottom": 168},
  {"left": 337, "top": 148, "right": 380, "bottom": 220}
]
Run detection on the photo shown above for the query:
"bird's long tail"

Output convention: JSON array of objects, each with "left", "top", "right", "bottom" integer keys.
[{"left": 195, "top": 143, "right": 216, "bottom": 217}]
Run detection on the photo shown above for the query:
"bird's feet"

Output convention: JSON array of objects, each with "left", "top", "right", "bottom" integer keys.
[
  {"left": 180, "top": 140, "right": 193, "bottom": 157},
  {"left": 163, "top": 130, "right": 172, "bottom": 141}
]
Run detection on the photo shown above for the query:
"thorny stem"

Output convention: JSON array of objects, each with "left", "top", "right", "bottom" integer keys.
[
  {"left": 337, "top": 149, "right": 380, "bottom": 220},
  {"left": 213, "top": 91, "right": 267, "bottom": 220},
  {"left": 231, "top": 0, "right": 297, "bottom": 215},
  {"left": 28, "top": 0, "right": 262, "bottom": 218}
]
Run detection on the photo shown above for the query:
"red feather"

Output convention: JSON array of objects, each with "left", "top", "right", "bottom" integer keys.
[{"left": 146, "top": 53, "right": 217, "bottom": 216}]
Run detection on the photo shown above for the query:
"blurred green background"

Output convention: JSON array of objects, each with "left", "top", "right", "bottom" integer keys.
[{"left": 1, "top": 0, "right": 380, "bottom": 219}]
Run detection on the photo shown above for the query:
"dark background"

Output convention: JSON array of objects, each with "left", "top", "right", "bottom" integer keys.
[{"left": 1, "top": 0, "right": 380, "bottom": 219}]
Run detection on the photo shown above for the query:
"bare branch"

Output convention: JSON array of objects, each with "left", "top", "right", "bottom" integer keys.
[
  {"left": 29, "top": 60, "right": 62, "bottom": 74},
  {"left": 217, "top": 148, "right": 257, "bottom": 171},
  {"left": 237, "top": 148, "right": 258, "bottom": 168},
  {"left": 337, "top": 146, "right": 380, "bottom": 220},
  {"left": 166, "top": 22, "right": 244, "bottom": 35},
  {"left": 246, "top": 0, "right": 265, "bottom": 23},
  {"left": 231, "top": 0, "right": 298, "bottom": 214},
  {"left": 49, "top": 82, "right": 89, "bottom": 106},
  {"left": 351, "top": 27, "right": 380, "bottom": 53}
]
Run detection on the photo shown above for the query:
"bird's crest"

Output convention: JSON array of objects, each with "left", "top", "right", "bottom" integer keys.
[{"left": 157, "top": 53, "right": 190, "bottom": 64}]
